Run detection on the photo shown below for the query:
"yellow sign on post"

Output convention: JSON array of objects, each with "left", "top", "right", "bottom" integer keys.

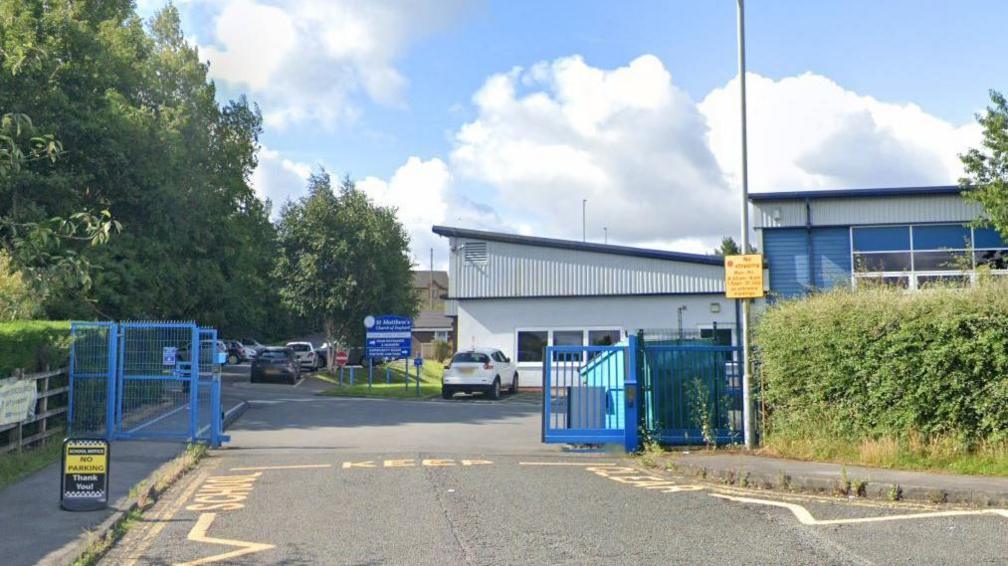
[{"left": 724, "top": 254, "right": 764, "bottom": 299}]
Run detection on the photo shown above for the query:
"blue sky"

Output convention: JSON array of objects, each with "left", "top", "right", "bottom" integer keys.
[{"left": 139, "top": 0, "right": 1006, "bottom": 263}]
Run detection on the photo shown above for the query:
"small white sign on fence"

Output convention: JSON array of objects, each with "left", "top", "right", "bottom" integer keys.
[
  {"left": 163, "top": 346, "right": 177, "bottom": 366},
  {"left": 0, "top": 378, "right": 38, "bottom": 427}
]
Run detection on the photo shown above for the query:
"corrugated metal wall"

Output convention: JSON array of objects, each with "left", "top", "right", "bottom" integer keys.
[
  {"left": 753, "top": 195, "right": 983, "bottom": 229},
  {"left": 763, "top": 227, "right": 852, "bottom": 298},
  {"left": 447, "top": 238, "right": 725, "bottom": 298}
]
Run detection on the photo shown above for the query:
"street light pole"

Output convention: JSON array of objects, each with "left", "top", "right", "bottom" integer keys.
[
  {"left": 737, "top": 0, "right": 755, "bottom": 449},
  {"left": 582, "top": 199, "right": 587, "bottom": 242}
]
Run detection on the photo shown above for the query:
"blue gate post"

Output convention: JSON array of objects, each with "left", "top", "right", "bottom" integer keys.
[
  {"left": 104, "top": 323, "right": 118, "bottom": 441},
  {"left": 67, "top": 323, "right": 77, "bottom": 436},
  {"left": 404, "top": 358, "right": 408, "bottom": 391},
  {"left": 624, "top": 335, "right": 640, "bottom": 453},
  {"left": 189, "top": 324, "right": 200, "bottom": 441},
  {"left": 415, "top": 360, "right": 420, "bottom": 397},
  {"left": 210, "top": 379, "right": 221, "bottom": 447},
  {"left": 368, "top": 356, "right": 373, "bottom": 390},
  {"left": 350, "top": 365, "right": 355, "bottom": 385}
]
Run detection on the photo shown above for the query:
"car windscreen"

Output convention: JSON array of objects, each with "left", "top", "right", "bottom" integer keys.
[
  {"left": 451, "top": 352, "right": 489, "bottom": 364},
  {"left": 288, "top": 344, "right": 310, "bottom": 352},
  {"left": 259, "top": 351, "right": 290, "bottom": 362}
]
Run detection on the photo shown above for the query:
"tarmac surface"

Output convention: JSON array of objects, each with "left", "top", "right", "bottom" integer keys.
[{"left": 99, "top": 370, "right": 1008, "bottom": 566}]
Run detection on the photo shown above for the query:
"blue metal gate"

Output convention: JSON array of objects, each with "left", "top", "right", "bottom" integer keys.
[
  {"left": 69, "top": 321, "right": 226, "bottom": 446},
  {"left": 541, "top": 337, "right": 639, "bottom": 451}
]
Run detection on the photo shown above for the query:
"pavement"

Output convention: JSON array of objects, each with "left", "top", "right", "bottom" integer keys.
[
  {"left": 95, "top": 371, "right": 1008, "bottom": 566},
  {"left": 0, "top": 366, "right": 250, "bottom": 566},
  {"left": 666, "top": 452, "right": 1008, "bottom": 506}
]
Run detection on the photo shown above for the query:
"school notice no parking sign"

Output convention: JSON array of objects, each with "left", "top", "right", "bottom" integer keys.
[{"left": 61, "top": 438, "right": 109, "bottom": 511}]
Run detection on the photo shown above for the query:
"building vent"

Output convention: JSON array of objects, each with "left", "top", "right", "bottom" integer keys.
[{"left": 463, "top": 241, "right": 488, "bottom": 264}]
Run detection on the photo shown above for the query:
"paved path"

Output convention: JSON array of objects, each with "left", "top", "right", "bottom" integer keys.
[{"left": 102, "top": 377, "right": 1008, "bottom": 565}]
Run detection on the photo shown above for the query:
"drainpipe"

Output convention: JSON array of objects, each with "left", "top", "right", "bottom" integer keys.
[{"left": 806, "top": 197, "right": 814, "bottom": 292}]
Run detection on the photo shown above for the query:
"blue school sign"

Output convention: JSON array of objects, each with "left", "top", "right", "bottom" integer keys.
[{"left": 364, "top": 315, "right": 412, "bottom": 359}]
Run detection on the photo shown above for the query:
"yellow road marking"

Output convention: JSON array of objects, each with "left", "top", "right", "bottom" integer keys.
[
  {"left": 421, "top": 458, "right": 455, "bottom": 467},
  {"left": 122, "top": 464, "right": 218, "bottom": 565},
  {"left": 176, "top": 512, "right": 275, "bottom": 565},
  {"left": 342, "top": 460, "right": 377, "bottom": 469},
  {"left": 229, "top": 464, "right": 332, "bottom": 471},
  {"left": 384, "top": 459, "right": 415, "bottom": 467},
  {"left": 710, "top": 493, "right": 1008, "bottom": 526},
  {"left": 460, "top": 459, "right": 493, "bottom": 466},
  {"left": 518, "top": 461, "right": 619, "bottom": 466},
  {"left": 186, "top": 472, "right": 261, "bottom": 512}
]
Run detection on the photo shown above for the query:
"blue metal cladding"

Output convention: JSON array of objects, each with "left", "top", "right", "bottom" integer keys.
[
  {"left": 763, "top": 228, "right": 810, "bottom": 298},
  {"left": 852, "top": 226, "right": 910, "bottom": 251},
  {"left": 764, "top": 227, "right": 852, "bottom": 298},
  {"left": 974, "top": 227, "right": 1008, "bottom": 248},
  {"left": 812, "top": 228, "right": 852, "bottom": 288}
]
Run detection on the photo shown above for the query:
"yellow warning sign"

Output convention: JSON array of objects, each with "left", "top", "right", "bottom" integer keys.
[
  {"left": 65, "top": 444, "right": 108, "bottom": 474},
  {"left": 724, "top": 254, "right": 764, "bottom": 299}
]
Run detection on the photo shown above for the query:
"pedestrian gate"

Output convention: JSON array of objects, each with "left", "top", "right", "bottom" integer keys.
[
  {"left": 541, "top": 334, "right": 744, "bottom": 450},
  {"left": 68, "top": 321, "right": 227, "bottom": 447}
]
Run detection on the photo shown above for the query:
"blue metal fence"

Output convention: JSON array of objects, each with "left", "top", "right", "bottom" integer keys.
[
  {"left": 68, "top": 321, "right": 226, "bottom": 447},
  {"left": 640, "top": 343, "right": 743, "bottom": 445}
]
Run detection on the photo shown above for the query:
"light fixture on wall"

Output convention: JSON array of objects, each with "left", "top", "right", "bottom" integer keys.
[{"left": 710, "top": 303, "right": 721, "bottom": 314}]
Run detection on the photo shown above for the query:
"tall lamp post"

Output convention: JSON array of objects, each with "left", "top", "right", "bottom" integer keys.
[{"left": 737, "top": 0, "right": 755, "bottom": 449}]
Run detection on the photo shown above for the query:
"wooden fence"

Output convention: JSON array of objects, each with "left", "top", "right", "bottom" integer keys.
[{"left": 1, "top": 367, "right": 69, "bottom": 454}]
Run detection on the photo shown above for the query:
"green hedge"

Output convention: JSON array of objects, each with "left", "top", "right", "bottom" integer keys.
[
  {"left": 0, "top": 321, "right": 71, "bottom": 376},
  {"left": 755, "top": 280, "right": 1008, "bottom": 445}
]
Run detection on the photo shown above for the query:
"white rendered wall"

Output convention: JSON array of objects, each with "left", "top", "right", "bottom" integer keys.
[{"left": 455, "top": 294, "right": 738, "bottom": 387}]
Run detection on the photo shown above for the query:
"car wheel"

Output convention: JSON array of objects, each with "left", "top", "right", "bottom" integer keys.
[
  {"left": 228, "top": 354, "right": 239, "bottom": 365},
  {"left": 442, "top": 387, "right": 453, "bottom": 400},
  {"left": 488, "top": 378, "right": 501, "bottom": 401},
  {"left": 510, "top": 373, "right": 518, "bottom": 394}
]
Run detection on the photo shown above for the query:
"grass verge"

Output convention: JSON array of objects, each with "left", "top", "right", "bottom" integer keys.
[
  {"left": 318, "top": 360, "right": 443, "bottom": 399},
  {"left": 73, "top": 442, "right": 208, "bottom": 566},
  {"left": 762, "top": 433, "right": 1008, "bottom": 477},
  {"left": 0, "top": 432, "right": 64, "bottom": 492}
]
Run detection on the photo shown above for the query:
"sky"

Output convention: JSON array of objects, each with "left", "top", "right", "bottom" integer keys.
[{"left": 137, "top": 0, "right": 1007, "bottom": 267}]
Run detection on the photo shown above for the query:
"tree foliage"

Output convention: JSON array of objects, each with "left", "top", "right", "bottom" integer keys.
[
  {"left": 275, "top": 171, "right": 417, "bottom": 366},
  {"left": 961, "top": 90, "right": 1008, "bottom": 237},
  {"left": 0, "top": 1, "right": 283, "bottom": 337}
]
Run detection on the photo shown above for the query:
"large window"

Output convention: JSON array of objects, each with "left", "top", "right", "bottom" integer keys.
[
  {"left": 851, "top": 223, "right": 1008, "bottom": 290},
  {"left": 516, "top": 328, "right": 623, "bottom": 364},
  {"left": 517, "top": 331, "right": 548, "bottom": 363}
]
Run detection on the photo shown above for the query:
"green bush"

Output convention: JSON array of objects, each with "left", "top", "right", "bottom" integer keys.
[
  {"left": 433, "top": 339, "right": 453, "bottom": 362},
  {"left": 755, "top": 279, "right": 1008, "bottom": 446},
  {"left": 0, "top": 321, "right": 71, "bottom": 375}
]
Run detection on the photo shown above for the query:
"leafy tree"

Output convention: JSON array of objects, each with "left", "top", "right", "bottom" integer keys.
[
  {"left": 0, "top": 1, "right": 286, "bottom": 337},
  {"left": 713, "top": 236, "right": 755, "bottom": 256},
  {"left": 961, "top": 90, "right": 1008, "bottom": 238},
  {"left": 275, "top": 171, "right": 417, "bottom": 368}
]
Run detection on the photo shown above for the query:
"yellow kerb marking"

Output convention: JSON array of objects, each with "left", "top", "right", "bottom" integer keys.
[
  {"left": 122, "top": 467, "right": 215, "bottom": 565},
  {"left": 175, "top": 512, "right": 275, "bottom": 565},
  {"left": 709, "top": 493, "right": 1008, "bottom": 526}
]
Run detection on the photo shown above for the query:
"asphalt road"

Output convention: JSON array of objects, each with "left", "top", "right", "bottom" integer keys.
[{"left": 102, "top": 370, "right": 1008, "bottom": 565}]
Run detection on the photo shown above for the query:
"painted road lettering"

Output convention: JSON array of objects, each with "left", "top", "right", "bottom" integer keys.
[
  {"left": 186, "top": 472, "right": 262, "bottom": 512},
  {"left": 587, "top": 466, "right": 703, "bottom": 494},
  {"left": 342, "top": 458, "right": 493, "bottom": 469}
]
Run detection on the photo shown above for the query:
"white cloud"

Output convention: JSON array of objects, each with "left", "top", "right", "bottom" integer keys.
[
  {"left": 450, "top": 54, "right": 734, "bottom": 248},
  {"left": 700, "top": 72, "right": 981, "bottom": 191},
  {"left": 194, "top": 0, "right": 466, "bottom": 128},
  {"left": 250, "top": 146, "right": 312, "bottom": 215}
]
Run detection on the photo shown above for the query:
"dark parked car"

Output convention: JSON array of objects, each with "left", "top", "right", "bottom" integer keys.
[{"left": 250, "top": 347, "right": 300, "bottom": 384}]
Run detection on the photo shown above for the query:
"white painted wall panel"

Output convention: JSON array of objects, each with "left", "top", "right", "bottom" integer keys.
[
  {"left": 456, "top": 295, "right": 737, "bottom": 387},
  {"left": 753, "top": 195, "right": 983, "bottom": 229}
]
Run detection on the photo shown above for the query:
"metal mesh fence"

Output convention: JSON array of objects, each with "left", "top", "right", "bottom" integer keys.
[
  {"left": 543, "top": 345, "right": 627, "bottom": 444},
  {"left": 69, "top": 323, "right": 112, "bottom": 436},
  {"left": 118, "top": 323, "right": 196, "bottom": 439}
]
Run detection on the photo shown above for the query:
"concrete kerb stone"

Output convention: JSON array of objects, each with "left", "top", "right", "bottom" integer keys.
[
  {"left": 661, "top": 456, "right": 1008, "bottom": 508},
  {"left": 223, "top": 400, "right": 249, "bottom": 429}
]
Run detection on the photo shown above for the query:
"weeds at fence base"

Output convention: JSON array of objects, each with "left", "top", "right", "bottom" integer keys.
[{"left": 0, "top": 432, "right": 64, "bottom": 491}]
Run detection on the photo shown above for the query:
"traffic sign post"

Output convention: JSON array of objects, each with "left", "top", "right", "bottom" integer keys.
[
  {"left": 61, "top": 438, "right": 109, "bottom": 512},
  {"left": 335, "top": 351, "right": 348, "bottom": 367},
  {"left": 364, "top": 315, "right": 412, "bottom": 359},
  {"left": 414, "top": 357, "right": 423, "bottom": 396},
  {"left": 368, "top": 357, "right": 373, "bottom": 390}
]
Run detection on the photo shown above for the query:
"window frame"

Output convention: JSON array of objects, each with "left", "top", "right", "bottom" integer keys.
[{"left": 513, "top": 326, "right": 624, "bottom": 367}]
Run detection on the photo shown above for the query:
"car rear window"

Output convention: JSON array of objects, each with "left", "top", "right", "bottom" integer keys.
[
  {"left": 260, "top": 351, "right": 289, "bottom": 361},
  {"left": 452, "top": 352, "right": 489, "bottom": 364},
  {"left": 288, "top": 344, "right": 310, "bottom": 352}
]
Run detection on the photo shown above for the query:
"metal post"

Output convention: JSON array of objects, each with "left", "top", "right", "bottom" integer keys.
[
  {"left": 416, "top": 360, "right": 420, "bottom": 397},
  {"left": 211, "top": 379, "right": 221, "bottom": 447},
  {"left": 737, "top": 0, "right": 755, "bottom": 450},
  {"left": 350, "top": 366, "right": 355, "bottom": 386},
  {"left": 105, "top": 324, "right": 118, "bottom": 442},
  {"left": 339, "top": 365, "right": 344, "bottom": 385},
  {"left": 368, "top": 357, "right": 373, "bottom": 390},
  {"left": 189, "top": 324, "right": 200, "bottom": 442},
  {"left": 624, "top": 335, "right": 640, "bottom": 453},
  {"left": 404, "top": 358, "right": 409, "bottom": 391},
  {"left": 386, "top": 366, "right": 391, "bottom": 384},
  {"left": 582, "top": 199, "right": 587, "bottom": 242}
]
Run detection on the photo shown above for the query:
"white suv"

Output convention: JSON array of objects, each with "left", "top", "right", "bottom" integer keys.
[
  {"left": 442, "top": 348, "right": 518, "bottom": 400},
  {"left": 285, "top": 342, "right": 319, "bottom": 370}
]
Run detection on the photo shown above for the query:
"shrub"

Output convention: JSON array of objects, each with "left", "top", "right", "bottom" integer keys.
[
  {"left": 0, "top": 321, "right": 71, "bottom": 375},
  {"left": 433, "top": 339, "right": 453, "bottom": 362},
  {"left": 755, "top": 279, "right": 1008, "bottom": 447}
]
